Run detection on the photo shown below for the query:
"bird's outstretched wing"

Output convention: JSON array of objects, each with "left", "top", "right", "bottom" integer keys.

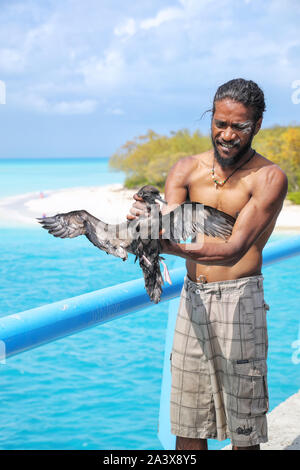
[
  {"left": 37, "top": 211, "right": 88, "bottom": 238},
  {"left": 37, "top": 210, "right": 129, "bottom": 260},
  {"left": 161, "top": 202, "right": 236, "bottom": 242}
]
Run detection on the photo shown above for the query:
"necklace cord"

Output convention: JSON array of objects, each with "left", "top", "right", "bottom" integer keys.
[{"left": 211, "top": 149, "right": 256, "bottom": 187}]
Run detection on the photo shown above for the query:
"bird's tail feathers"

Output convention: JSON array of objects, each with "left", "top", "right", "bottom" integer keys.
[{"left": 138, "top": 253, "right": 163, "bottom": 304}]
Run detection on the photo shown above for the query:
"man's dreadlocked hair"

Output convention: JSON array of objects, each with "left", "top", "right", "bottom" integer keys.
[{"left": 212, "top": 78, "right": 266, "bottom": 122}]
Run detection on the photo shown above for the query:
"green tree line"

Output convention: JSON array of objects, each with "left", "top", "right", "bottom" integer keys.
[{"left": 109, "top": 125, "right": 300, "bottom": 202}]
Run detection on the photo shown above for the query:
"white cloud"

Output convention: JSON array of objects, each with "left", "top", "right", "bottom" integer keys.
[
  {"left": 140, "top": 7, "right": 183, "bottom": 30},
  {"left": 51, "top": 99, "right": 98, "bottom": 114},
  {"left": 11, "top": 91, "right": 98, "bottom": 114},
  {"left": 23, "top": 21, "right": 55, "bottom": 55},
  {"left": 106, "top": 107, "right": 125, "bottom": 115},
  {"left": 78, "top": 50, "right": 125, "bottom": 90},
  {"left": 113, "top": 5, "right": 184, "bottom": 38},
  {"left": 0, "top": 48, "right": 25, "bottom": 73},
  {"left": 114, "top": 18, "right": 136, "bottom": 37}
]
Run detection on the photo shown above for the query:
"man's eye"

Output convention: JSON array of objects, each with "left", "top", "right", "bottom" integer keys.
[{"left": 215, "top": 121, "right": 226, "bottom": 128}]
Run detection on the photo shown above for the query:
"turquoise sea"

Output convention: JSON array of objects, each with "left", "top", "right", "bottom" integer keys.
[{"left": 0, "top": 158, "right": 299, "bottom": 450}]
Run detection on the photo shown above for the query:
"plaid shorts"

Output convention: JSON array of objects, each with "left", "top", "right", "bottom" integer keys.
[{"left": 170, "top": 275, "right": 269, "bottom": 447}]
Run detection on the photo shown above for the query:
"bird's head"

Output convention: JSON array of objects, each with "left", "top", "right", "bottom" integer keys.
[{"left": 137, "top": 185, "right": 167, "bottom": 206}]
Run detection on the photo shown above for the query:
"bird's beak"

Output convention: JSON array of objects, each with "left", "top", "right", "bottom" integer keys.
[{"left": 155, "top": 195, "right": 168, "bottom": 205}]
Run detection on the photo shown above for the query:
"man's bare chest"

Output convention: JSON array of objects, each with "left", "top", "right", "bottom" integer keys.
[{"left": 187, "top": 171, "right": 252, "bottom": 219}]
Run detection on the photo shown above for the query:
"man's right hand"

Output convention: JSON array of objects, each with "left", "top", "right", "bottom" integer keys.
[{"left": 126, "top": 193, "right": 149, "bottom": 220}]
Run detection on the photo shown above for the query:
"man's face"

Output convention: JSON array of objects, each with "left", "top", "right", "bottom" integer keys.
[{"left": 211, "top": 99, "right": 260, "bottom": 168}]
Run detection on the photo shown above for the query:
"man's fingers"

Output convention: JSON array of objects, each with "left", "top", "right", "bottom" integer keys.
[
  {"left": 126, "top": 193, "right": 150, "bottom": 220},
  {"left": 133, "top": 200, "right": 147, "bottom": 211},
  {"left": 130, "top": 200, "right": 148, "bottom": 216},
  {"left": 130, "top": 207, "right": 147, "bottom": 217},
  {"left": 126, "top": 204, "right": 148, "bottom": 220}
]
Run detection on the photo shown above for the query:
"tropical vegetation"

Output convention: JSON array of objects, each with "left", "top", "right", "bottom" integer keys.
[{"left": 109, "top": 125, "right": 300, "bottom": 203}]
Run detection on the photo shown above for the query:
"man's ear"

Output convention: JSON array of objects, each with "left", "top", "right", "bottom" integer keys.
[{"left": 254, "top": 117, "right": 263, "bottom": 135}]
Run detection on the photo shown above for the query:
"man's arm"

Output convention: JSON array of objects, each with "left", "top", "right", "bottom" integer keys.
[
  {"left": 127, "top": 156, "right": 195, "bottom": 219},
  {"left": 163, "top": 157, "right": 195, "bottom": 209},
  {"left": 161, "top": 165, "right": 288, "bottom": 265}
]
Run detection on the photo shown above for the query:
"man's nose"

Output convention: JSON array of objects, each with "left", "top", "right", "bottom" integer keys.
[{"left": 221, "top": 126, "right": 237, "bottom": 141}]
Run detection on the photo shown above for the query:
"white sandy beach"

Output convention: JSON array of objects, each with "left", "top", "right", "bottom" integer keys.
[
  {"left": 0, "top": 183, "right": 300, "bottom": 231},
  {"left": 0, "top": 184, "right": 137, "bottom": 227}
]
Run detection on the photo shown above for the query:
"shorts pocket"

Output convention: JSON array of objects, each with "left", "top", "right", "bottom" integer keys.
[
  {"left": 263, "top": 301, "right": 269, "bottom": 355},
  {"left": 240, "top": 295, "right": 255, "bottom": 339},
  {"left": 231, "top": 359, "right": 269, "bottom": 418}
]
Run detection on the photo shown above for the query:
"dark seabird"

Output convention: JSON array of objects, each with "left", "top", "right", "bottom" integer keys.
[{"left": 37, "top": 185, "right": 236, "bottom": 303}]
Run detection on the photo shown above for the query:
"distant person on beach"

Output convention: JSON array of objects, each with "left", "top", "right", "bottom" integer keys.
[{"left": 127, "top": 78, "right": 288, "bottom": 450}]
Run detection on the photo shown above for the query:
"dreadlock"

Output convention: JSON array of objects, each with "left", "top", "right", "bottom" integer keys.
[{"left": 213, "top": 78, "right": 266, "bottom": 122}]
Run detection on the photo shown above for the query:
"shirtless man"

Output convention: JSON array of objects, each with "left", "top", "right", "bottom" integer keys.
[{"left": 128, "top": 79, "right": 288, "bottom": 450}]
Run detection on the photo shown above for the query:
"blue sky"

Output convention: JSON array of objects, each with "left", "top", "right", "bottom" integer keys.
[{"left": 0, "top": 0, "right": 299, "bottom": 158}]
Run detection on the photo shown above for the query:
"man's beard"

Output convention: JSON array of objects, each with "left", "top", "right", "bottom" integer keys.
[{"left": 211, "top": 128, "right": 255, "bottom": 168}]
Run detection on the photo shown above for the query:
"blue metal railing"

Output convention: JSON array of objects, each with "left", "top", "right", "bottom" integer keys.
[
  {"left": 0, "top": 267, "right": 182, "bottom": 360},
  {"left": 0, "top": 236, "right": 300, "bottom": 362}
]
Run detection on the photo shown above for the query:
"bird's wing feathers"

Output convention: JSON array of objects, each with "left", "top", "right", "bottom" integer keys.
[
  {"left": 37, "top": 211, "right": 129, "bottom": 260},
  {"left": 37, "top": 211, "right": 88, "bottom": 238},
  {"left": 162, "top": 202, "right": 235, "bottom": 241},
  {"left": 201, "top": 204, "right": 236, "bottom": 239}
]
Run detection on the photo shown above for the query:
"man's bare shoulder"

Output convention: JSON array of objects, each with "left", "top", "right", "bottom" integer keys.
[
  {"left": 252, "top": 152, "right": 288, "bottom": 197},
  {"left": 169, "top": 151, "right": 211, "bottom": 177},
  {"left": 254, "top": 152, "right": 287, "bottom": 178}
]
